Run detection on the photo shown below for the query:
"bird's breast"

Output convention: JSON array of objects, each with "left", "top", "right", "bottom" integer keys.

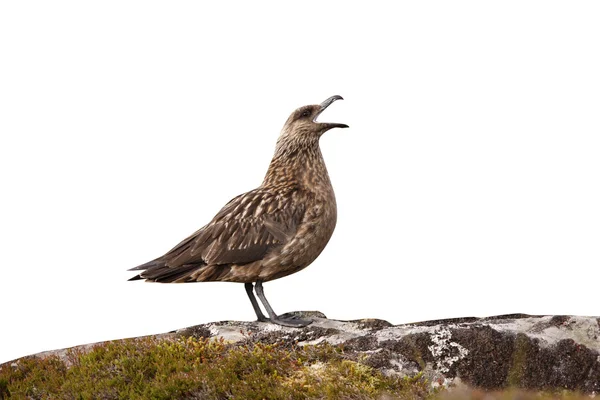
[
  {"left": 258, "top": 147, "right": 337, "bottom": 281},
  {"left": 259, "top": 189, "right": 336, "bottom": 281}
]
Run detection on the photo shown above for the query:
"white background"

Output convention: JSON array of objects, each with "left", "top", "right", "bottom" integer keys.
[{"left": 1, "top": 1, "right": 599, "bottom": 364}]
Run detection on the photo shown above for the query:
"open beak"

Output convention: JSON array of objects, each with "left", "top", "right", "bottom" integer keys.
[{"left": 315, "top": 95, "right": 349, "bottom": 130}]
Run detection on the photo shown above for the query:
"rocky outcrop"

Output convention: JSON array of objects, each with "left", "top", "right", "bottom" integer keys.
[
  {"left": 9, "top": 312, "right": 600, "bottom": 394},
  {"left": 176, "top": 312, "right": 600, "bottom": 394}
]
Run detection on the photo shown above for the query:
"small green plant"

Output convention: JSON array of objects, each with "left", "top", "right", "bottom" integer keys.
[{"left": 0, "top": 377, "right": 10, "bottom": 400}]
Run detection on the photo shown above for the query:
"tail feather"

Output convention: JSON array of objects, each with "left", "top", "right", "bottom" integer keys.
[
  {"left": 144, "top": 264, "right": 195, "bottom": 282},
  {"left": 128, "top": 261, "right": 202, "bottom": 283},
  {"left": 128, "top": 259, "right": 163, "bottom": 271}
]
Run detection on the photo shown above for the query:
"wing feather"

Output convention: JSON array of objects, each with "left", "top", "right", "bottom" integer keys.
[{"left": 143, "top": 187, "right": 304, "bottom": 270}]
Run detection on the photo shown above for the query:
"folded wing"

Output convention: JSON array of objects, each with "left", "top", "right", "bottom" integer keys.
[{"left": 129, "top": 187, "right": 305, "bottom": 282}]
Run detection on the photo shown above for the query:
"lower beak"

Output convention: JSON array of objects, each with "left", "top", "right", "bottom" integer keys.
[{"left": 320, "top": 122, "right": 349, "bottom": 130}]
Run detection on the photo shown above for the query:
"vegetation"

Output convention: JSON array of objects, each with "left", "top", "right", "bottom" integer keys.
[
  {"left": 0, "top": 337, "right": 430, "bottom": 399},
  {"left": 0, "top": 336, "right": 594, "bottom": 399}
]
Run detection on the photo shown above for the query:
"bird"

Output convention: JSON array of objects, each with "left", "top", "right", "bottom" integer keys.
[{"left": 128, "top": 95, "right": 348, "bottom": 327}]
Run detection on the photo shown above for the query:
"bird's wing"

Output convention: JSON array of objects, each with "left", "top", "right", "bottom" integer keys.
[{"left": 149, "top": 187, "right": 306, "bottom": 268}]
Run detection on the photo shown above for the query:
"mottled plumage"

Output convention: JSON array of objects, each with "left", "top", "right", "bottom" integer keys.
[{"left": 129, "top": 95, "right": 348, "bottom": 327}]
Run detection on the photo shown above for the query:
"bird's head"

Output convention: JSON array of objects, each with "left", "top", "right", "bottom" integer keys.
[
  {"left": 281, "top": 95, "right": 349, "bottom": 140},
  {"left": 272, "top": 95, "right": 348, "bottom": 160},
  {"left": 267, "top": 95, "right": 348, "bottom": 179}
]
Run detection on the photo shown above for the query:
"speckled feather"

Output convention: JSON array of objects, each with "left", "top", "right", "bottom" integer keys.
[{"left": 129, "top": 98, "right": 344, "bottom": 284}]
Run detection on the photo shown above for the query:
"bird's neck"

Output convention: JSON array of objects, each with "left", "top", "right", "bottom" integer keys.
[{"left": 262, "top": 138, "right": 332, "bottom": 193}]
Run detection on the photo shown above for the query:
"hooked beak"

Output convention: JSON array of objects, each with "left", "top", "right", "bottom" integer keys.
[{"left": 315, "top": 95, "right": 349, "bottom": 130}]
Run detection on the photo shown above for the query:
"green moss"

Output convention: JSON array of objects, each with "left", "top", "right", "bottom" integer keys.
[
  {"left": 0, "top": 337, "right": 431, "bottom": 399},
  {"left": 0, "top": 355, "right": 66, "bottom": 399},
  {"left": 0, "top": 377, "right": 10, "bottom": 399},
  {"left": 507, "top": 333, "right": 531, "bottom": 387}
]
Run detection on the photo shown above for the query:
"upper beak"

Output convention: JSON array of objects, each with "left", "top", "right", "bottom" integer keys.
[
  {"left": 316, "top": 95, "right": 349, "bottom": 129},
  {"left": 320, "top": 95, "right": 344, "bottom": 110}
]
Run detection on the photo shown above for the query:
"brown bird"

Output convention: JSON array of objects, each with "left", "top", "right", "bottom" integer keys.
[{"left": 129, "top": 95, "right": 348, "bottom": 327}]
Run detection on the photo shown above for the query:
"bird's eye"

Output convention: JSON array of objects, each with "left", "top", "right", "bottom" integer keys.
[{"left": 300, "top": 109, "right": 311, "bottom": 118}]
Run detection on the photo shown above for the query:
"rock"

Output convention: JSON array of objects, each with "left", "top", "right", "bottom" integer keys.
[
  {"left": 176, "top": 312, "right": 600, "bottom": 393},
  {"left": 5, "top": 313, "right": 600, "bottom": 394}
]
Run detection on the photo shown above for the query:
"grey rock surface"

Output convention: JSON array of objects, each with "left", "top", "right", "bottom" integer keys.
[{"left": 177, "top": 312, "right": 600, "bottom": 393}]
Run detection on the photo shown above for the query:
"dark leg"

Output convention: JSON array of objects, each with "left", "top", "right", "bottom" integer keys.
[
  {"left": 245, "top": 283, "right": 269, "bottom": 322},
  {"left": 254, "top": 281, "right": 312, "bottom": 327}
]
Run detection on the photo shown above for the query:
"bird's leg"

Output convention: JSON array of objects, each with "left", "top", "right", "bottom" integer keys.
[
  {"left": 254, "top": 281, "right": 312, "bottom": 328},
  {"left": 245, "top": 283, "right": 269, "bottom": 322}
]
